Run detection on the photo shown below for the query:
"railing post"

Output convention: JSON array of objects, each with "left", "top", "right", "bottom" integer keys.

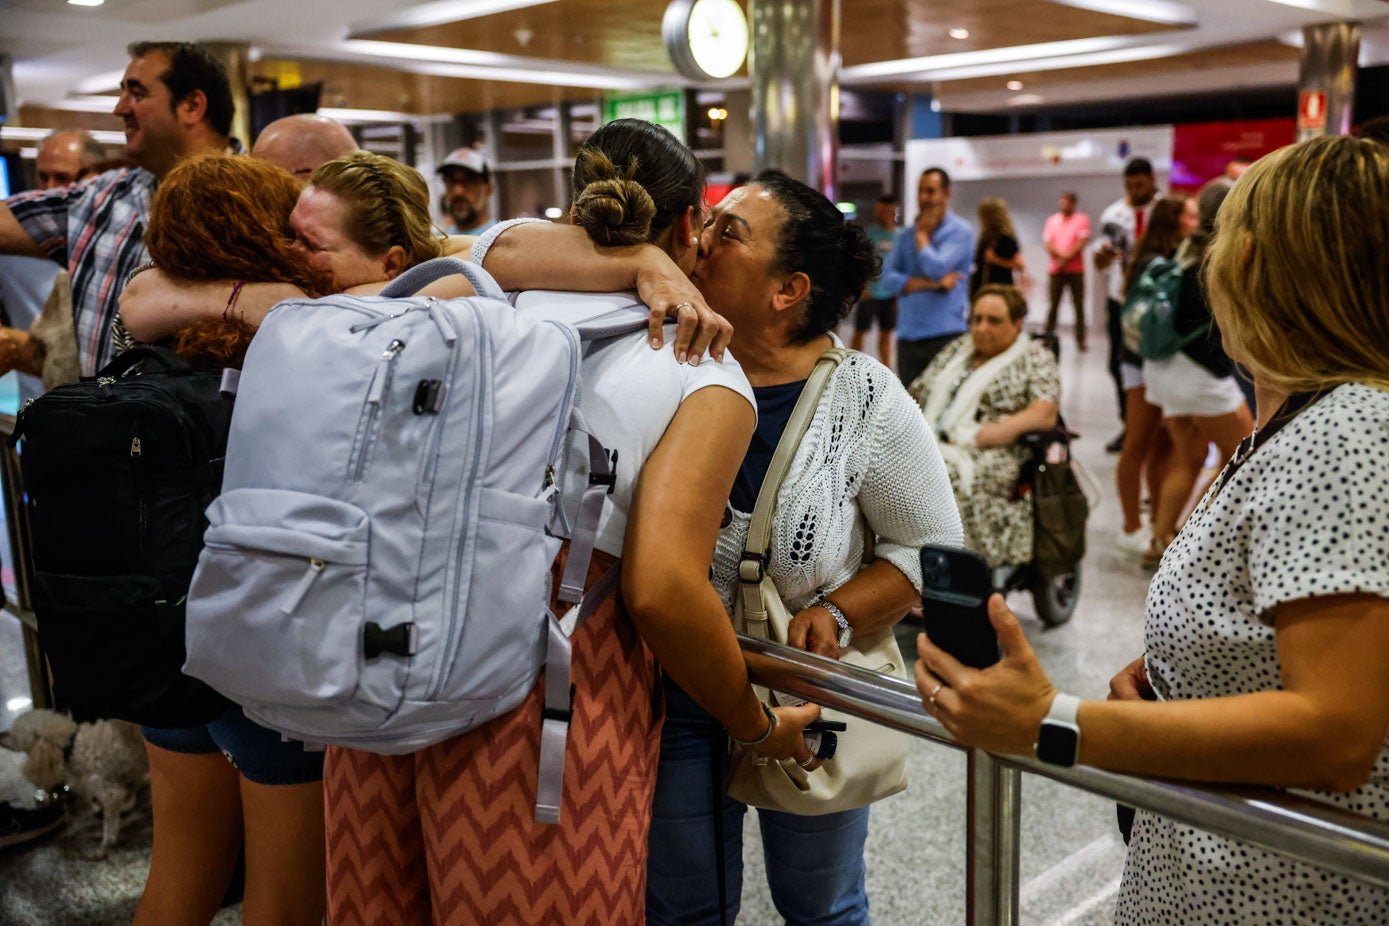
[{"left": 967, "top": 749, "right": 1022, "bottom": 926}]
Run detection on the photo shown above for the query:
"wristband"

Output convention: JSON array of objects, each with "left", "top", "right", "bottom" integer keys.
[
  {"left": 729, "top": 700, "right": 778, "bottom": 747},
  {"left": 223, "top": 280, "right": 247, "bottom": 321}
]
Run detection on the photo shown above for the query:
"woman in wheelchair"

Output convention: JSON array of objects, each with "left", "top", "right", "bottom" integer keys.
[{"left": 910, "top": 284, "right": 1060, "bottom": 568}]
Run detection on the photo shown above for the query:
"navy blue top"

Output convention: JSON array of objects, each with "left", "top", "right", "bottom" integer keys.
[{"left": 728, "top": 379, "right": 808, "bottom": 512}]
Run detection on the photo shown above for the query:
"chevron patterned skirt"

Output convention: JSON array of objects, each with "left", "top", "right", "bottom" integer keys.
[{"left": 322, "top": 552, "right": 664, "bottom": 925}]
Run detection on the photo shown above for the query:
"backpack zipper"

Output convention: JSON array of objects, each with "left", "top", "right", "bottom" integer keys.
[
  {"left": 281, "top": 558, "right": 326, "bottom": 615},
  {"left": 427, "top": 302, "right": 491, "bottom": 700},
  {"left": 349, "top": 338, "right": 406, "bottom": 481},
  {"left": 418, "top": 305, "right": 460, "bottom": 490},
  {"left": 130, "top": 432, "right": 146, "bottom": 556}
]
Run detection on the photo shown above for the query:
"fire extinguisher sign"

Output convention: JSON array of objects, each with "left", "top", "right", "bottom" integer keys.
[{"left": 1298, "top": 91, "right": 1327, "bottom": 131}]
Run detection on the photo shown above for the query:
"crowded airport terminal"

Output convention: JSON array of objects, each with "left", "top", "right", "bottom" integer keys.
[{"left": 0, "top": 1, "right": 1386, "bottom": 923}]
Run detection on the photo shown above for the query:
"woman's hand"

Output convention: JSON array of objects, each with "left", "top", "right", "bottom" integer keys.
[
  {"left": 973, "top": 422, "right": 1006, "bottom": 449},
  {"left": 749, "top": 702, "right": 825, "bottom": 771},
  {"left": 1108, "top": 655, "right": 1154, "bottom": 702},
  {"left": 632, "top": 249, "right": 732, "bottom": 365},
  {"left": 915, "top": 593, "right": 1056, "bottom": 755},
  {"left": 787, "top": 606, "right": 841, "bottom": 660}
]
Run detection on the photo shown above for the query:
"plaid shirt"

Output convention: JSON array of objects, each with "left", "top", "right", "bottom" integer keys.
[{"left": 8, "top": 168, "right": 156, "bottom": 375}]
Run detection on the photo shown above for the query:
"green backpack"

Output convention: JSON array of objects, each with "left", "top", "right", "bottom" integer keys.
[{"left": 1120, "top": 258, "right": 1206, "bottom": 361}]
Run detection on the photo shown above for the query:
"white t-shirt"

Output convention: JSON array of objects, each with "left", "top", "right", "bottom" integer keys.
[
  {"left": 1095, "top": 195, "right": 1158, "bottom": 302},
  {"left": 511, "top": 290, "right": 756, "bottom": 559},
  {"left": 1117, "top": 383, "right": 1389, "bottom": 925}
]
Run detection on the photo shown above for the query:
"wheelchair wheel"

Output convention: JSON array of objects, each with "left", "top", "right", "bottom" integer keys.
[{"left": 1031, "top": 561, "right": 1081, "bottom": 627}]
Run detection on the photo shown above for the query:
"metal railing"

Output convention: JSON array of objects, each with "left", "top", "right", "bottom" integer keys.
[
  {"left": 2, "top": 409, "right": 1386, "bottom": 922},
  {"left": 739, "top": 635, "right": 1389, "bottom": 925}
]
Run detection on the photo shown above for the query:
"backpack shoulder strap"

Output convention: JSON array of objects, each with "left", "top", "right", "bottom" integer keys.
[
  {"left": 379, "top": 257, "right": 505, "bottom": 300},
  {"left": 512, "top": 290, "right": 650, "bottom": 343}
]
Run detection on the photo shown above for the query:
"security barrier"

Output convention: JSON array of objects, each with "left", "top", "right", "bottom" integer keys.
[{"left": 740, "top": 635, "right": 1389, "bottom": 925}]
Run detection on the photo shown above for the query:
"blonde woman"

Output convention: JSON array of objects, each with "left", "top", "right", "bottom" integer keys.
[
  {"left": 916, "top": 134, "right": 1389, "bottom": 924},
  {"left": 970, "top": 197, "right": 1027, "bottom": 297}
]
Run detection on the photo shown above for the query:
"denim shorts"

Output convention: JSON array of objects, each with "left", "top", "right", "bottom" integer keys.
[{"left": 142, "top": 704, "right": 324, "bottom": 786}]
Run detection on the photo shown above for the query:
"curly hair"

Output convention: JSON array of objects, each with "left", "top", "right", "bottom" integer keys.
[
  {"left": 307, "top": 152, "right": 442, "bottom": 269},
  {"left": 173, "top": 316, "right": 258, "bottom": 370},
  {"left": 146, "top": 155, "right": 325, "bottom": 295}
]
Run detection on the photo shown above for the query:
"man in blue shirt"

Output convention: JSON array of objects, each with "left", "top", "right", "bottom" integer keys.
[{"left": 881, "top": 167, "right": 976, "bottom": 387}]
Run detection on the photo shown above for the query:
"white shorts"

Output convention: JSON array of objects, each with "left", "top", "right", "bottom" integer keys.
[
  {"left": 1143, "top": 352, "right": 1245, "bottom": 418},
  {"left": 1120, "top": 361, "right": 1144, "bottom": 392}
]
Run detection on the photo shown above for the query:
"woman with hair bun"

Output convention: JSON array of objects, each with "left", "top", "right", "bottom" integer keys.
[
  {"left": 322, "top": 118, "right": 820, "bottom": 926},
  {"left": 478, "top": 159, "right": 963, "bottom": 924}
]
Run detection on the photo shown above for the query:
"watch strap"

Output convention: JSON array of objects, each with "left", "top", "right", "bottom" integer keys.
[
  {"left": 817, "top": 598, "right": 852, "bottom": 646},
  {"left": 1046, "top": 692, "right": 1081, "bottom": 726}
]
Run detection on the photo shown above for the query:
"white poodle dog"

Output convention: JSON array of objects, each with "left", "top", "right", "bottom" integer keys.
[{"left": 0, "top": 709, "right": 148, "bottom": 858}]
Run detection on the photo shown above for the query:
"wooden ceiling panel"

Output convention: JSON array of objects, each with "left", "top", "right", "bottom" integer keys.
[
  {"left": 369, "top": 0, "right": 682, "bottom": 73},
  {"left": 253, "top": 59, "right": 601, "bottom": 114},
  {"left": 839, "top": 0, "right": 1172, "bottom": 66},
  {"left": 367, "top": 0, "right": 1170, "bottom": 72},
  {"left": 936, "top": 40, "right": 1300, "bottom": 95}
]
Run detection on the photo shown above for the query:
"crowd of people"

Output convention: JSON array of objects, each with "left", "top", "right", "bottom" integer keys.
[{"left": 0, "top": 36, "right": 1386, "bottom": 926}]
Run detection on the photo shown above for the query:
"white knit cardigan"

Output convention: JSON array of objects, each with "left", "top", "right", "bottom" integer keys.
[{"left": 712, "top": 347, "right": 964, "bottom": 616}]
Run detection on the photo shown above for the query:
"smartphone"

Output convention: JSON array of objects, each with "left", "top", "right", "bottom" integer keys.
[{"left": 919, "top": 545, "right": 1001, "bottom": 669}]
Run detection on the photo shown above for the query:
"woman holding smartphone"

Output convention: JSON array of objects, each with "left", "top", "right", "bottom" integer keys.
[{"left": 915, "top": 134, "right": 1389, "bottom": 924}]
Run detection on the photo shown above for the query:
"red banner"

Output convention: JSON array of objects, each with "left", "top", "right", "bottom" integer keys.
[{"left": 1169, "top": 118, "right": 1296, "bottom": 193}]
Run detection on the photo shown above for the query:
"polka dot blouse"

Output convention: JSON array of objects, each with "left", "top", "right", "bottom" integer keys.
[{"left": 1116, "top": 383, "right": 1389, "bottom": 925}]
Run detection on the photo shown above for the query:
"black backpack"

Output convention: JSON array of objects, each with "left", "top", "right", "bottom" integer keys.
[{"left": 14, "top": 346, "right": 232, "bottom": 727}]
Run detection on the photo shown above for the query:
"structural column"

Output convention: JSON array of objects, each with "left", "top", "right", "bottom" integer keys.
[
  {"left": 1297, "top": 22, "right": 1359, "bottom": 140},
  {"left": 748, "top": 0, "right": 841, "bottom": 197},
  {"left": 200, "top": 42, "right": 252, "bottom": 148}
]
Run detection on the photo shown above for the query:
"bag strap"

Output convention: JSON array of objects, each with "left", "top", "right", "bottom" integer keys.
[
  {"left": 737, "top": 346, "right": 850, "bottom": 627},
  {"left": 535, "top": 559, "right": 621, "bottom": 824},
  {"left": 96, "top": 345, "right": 188, "bottom": 379},
  {"left": 378, "top": 256, "right": 506, "bottom": 300}
]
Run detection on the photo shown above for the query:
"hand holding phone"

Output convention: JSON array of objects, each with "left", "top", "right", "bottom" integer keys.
[
  {"left": 803, "top": 720, "right": 847, "bottom": 760},
  {"left": 919, "top": 545, "right": 1001, "bottom": 669}
]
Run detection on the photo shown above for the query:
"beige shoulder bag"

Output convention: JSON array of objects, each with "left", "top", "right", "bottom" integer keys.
[{"left": 726, "top": 346, "right": 909, "bottom": 815}]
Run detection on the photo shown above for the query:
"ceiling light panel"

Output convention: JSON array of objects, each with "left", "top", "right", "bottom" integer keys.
[{"left": 350, "top": 0, "right": 561, "bottom": 38}]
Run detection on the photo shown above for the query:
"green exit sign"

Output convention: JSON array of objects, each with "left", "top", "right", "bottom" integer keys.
[{"left": 604, "top": 90, "right": 685, "bottom": 135}]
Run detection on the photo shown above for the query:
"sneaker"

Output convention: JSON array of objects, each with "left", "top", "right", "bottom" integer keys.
[
  {"left": 1117, "top": 526, "right": 1152, "bottom": 557},
  {"left": 0, "top": 800, "right": 64, "bottom": 851}
]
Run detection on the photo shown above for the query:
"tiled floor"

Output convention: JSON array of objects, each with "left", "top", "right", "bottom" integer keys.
[{"left": 0, "top": 324, "right": 1157, "bottom": 925}]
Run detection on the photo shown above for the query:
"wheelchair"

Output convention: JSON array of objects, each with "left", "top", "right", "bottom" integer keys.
[{"left": 994, "top": 425, "right": 1089, "bottom": 628}]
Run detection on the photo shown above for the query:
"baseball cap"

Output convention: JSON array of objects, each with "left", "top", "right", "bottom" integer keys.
[{"left": 437, "top": 147, "right": 490, "bottom": 181}]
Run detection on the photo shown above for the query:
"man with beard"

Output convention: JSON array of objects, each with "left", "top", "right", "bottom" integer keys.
[
  {"left": 0, "top": 41, "right": 236, "bottom": 375},
  {"left": 437, "top": 147, "right": 497, "bottom": 235}
]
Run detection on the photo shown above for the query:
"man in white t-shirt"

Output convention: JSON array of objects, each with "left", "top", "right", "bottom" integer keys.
[{"left": 1093, "top": 157, "right": 1158, "bottom": 451}]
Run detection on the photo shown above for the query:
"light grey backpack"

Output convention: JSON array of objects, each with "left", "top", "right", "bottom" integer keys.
[{"left": 183, "top": 258, "right": 648, "bottom": 822}]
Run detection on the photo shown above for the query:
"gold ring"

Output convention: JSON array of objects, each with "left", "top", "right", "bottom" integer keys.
[{"left": 928, "top": 683, "right": 944, "bottom": 706}]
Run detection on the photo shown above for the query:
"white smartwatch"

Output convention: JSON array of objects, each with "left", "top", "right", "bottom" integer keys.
[
  {"left": 1034, "top": 692, "right": 1082, "bottom": 767},
  {"left": 817, "top": 599, "right": 852, "bottom": 649}
]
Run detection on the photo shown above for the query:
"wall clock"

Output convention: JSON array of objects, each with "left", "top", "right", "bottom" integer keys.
[{"left": 663, "top": 0, "right": 749, "bottom": 81}]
